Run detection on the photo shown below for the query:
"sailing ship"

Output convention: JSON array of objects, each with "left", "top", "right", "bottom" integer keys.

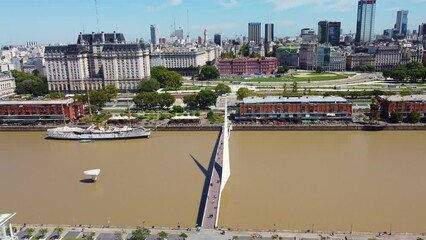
[{"left": 46, "top": 90, "right": 150, "bottom": 140}]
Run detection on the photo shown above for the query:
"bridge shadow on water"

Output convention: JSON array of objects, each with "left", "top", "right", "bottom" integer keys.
[{"left": 190, "top": 130, "right": 222, "bottom": 227}]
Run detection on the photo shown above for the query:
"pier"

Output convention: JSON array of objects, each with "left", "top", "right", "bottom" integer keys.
[{"left": 200, "top": 100, "right": 231, "bottom": 229}]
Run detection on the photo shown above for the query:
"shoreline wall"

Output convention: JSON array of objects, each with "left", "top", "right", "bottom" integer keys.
[{"left": 0, "top": 124, "right": 425, "bottom": 132}]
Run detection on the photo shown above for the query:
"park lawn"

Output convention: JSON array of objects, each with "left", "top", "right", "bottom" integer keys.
[
  {"left": 217, "top": 74, "right": 350, "bottom": 83},
  {"left": 178, "top": 85, "right": 215, "bottom": 91}
]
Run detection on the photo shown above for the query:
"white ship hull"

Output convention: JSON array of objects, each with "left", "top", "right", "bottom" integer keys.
[{"left": 46, "top": 126, "right": 150, "bottom": 140}]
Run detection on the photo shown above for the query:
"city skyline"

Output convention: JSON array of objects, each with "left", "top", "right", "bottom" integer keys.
[{"left": 0, "top": 0, "right": 425, "bottom": 45}]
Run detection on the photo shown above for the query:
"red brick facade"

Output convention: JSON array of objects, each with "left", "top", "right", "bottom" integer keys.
[
  {"left": 379, "top": 95, "right": 426, "bottom": 119},
  {"left": 236, "top": 96, "right": 352, "bottom": 121},
  {"left": 0, "top": 99, "right": 84, "bottom": 123},
  {"left": 218, "top": 57, "right": 278, "bottom": 75}
]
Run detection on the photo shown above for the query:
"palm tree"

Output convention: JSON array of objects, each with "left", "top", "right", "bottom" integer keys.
[
  {"left": 39, "top": 229, "right": 48, "bottom": 238},
  {"left": 158, "top": 231, "right": 168, "bottom": 240},
  {"left": 25, "top": 228, "right": 35, "bottom": 239},
  {"left": 179, "top": 233, "right": 188, "bottom": 240},
  {"left": 54, "top": 227, "right": 64, "bottom": 239},
  {"left": 131, "top": 227, "right": 150, "bottom": 240}
]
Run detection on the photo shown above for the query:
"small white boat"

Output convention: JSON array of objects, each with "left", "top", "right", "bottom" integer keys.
[
  {"left": 83, "top": 169, "right": 101, "bottom": 182},
  {"left": 80, "top": 139, "right": 94, "bottom": 143}
]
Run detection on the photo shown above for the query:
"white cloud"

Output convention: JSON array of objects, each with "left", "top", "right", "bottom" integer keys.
[
  {"left": 264, "top": 0, "right": 355, "bottom": 12},
  {"left": 169, "top": 0, "right": 183, "bottom": 6},
  {"left": 218, "top": 0, "right": 239, "bottom": 8}
]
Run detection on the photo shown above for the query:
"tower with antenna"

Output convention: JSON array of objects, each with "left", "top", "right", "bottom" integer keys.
[{"left": 94, "top": 0, "right": 100, "bottom": 32}]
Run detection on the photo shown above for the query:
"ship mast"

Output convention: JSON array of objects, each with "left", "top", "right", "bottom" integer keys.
[
  {"left": 61, "top": 104, "right": 67, "bottom": 126},
  {"left": 86, "top": 87, "right": 94, "bottom": 125},
  {"left": 126, "top": 87, "right": 132, "bottom": 128}
]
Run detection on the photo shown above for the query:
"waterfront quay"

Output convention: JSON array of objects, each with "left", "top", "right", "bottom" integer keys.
[{"left": 9, "top": 224, "right": 426, "bottom": 240}]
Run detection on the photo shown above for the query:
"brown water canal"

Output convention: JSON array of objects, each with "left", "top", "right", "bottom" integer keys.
[{"left": 0, "top": 131, "right": 425, "bottom": 233}]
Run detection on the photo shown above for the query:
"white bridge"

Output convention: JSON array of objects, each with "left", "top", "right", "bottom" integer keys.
[{"left": 200, "top": 100, "right": 231, "bottom": 229}]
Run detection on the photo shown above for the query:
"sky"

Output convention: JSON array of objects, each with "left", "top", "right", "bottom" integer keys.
[{"left": 1, "top": 0, "right": 425, "bottom": 45}]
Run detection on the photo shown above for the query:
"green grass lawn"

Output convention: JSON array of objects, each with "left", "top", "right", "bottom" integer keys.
[{"left": 177, "top": 85, "right": 215, "bottom": 91}]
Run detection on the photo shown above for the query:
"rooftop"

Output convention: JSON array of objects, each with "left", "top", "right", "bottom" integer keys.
[
  {"left": 380, "top": 95, "right": 426, "bottom": 102},
  {"left": 242, "top": 96, "right": 349, "bottom": 104},
  {"left": 0, "top": 98, "right": 74, "bottom": 105}
]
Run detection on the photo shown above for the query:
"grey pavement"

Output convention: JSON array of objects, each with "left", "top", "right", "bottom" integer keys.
[{"left": 15, "top": 225, "right": 426, "bottom": 240}]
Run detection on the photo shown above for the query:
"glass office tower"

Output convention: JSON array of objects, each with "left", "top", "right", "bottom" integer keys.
[{"left": 355, "top": 0, "right": 376, "bottom": 44}]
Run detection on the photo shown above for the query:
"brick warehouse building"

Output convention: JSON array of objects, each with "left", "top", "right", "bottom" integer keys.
[
  {"left": 0, "top": 98, "right": 84, "bottom": 124},
  {"left": 218, "top": 57, "right": 278, "bottom": 76},
  {"left": 236, "top": 96, "right": 352, "bottom": 121},
  {"left": 378, "top": 95, "right": 426, "bottom": 119}
]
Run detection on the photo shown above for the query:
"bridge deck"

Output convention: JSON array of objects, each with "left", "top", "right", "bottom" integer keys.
[{"left": 201, "top": 129, "right": 225, "bottom": 229}]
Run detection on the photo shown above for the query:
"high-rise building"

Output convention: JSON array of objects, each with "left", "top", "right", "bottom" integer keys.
[
  {"left": 248, "top": 22, "right": 261, "bottom": 45},
  {"left": 204, "top": 29, "right": 208, "bottom": 45},
  {"left": 318, "top": 21, "right": 341, "bottom": 46},
  {"left": 300, "top": 28, "right": 316, "bottom": 42},
  {"left": 175, "top": 27, "right": 184, "bottom": 40},
  {"left": 214, "top": 34, "right": 222, "bottom": 46},
  {"left": 395, "top": 10, "right": 409, "bottom": 37},
  {"left": 328, "top": 22, "right": 341, "bottom": 46},
  {"left": 318, "top": 21, "right": 328, "bottom": 44},
  {"left": 418, "top": 23, "right": 426, "bottom": 38},
  {"left": 264, "top": 23, "right": 274, "bottom": 43},
  {"left": 355, "top": 0, "right": 376, "bottom": 44},
  {"left": 150, "top": 25, "right": 158, "bottom": 45}
]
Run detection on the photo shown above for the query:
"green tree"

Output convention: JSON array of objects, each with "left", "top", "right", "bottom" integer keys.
[
  {"left": 89, "top": 91, "right": 109, "bottom": 110},
  {"left": 38, "top": 228, "right": 48, "bottom": 238},
  {"left": 54, "top": 227, "right": 64, "bottom": 238},
  {"left": 150, "top": 66, "right": 169, "bottom": 81},
  {"left": 383, "top": 69, "right": 392, "bottom": 80},
  {"left": 407, "top": 69, "right": 422, "bottom": 82},
  {"left": 158, "top": 93, "right": 175, "bottom": 108},
  {"left": 158, "top": 231, "right": 168, "bottom": 240},
  {"left": 271, "top": 234, "right": 280, "bottom": 240},
  {"left": 199, "top": 65, "right": 220, "bottom": 80},
  {"left": 315, "top": 66, "right": 325, "bottom": 73},
  {"left": 104, "top": 85, "right": 119, "bottom": 100},
  {"left": 215, "top": 83, "right": 231, "bottom": 95},
  {"left": 131, "top": 227, "right": 150, "bottom": 240},
  {"left": 139, "top": 79, "right": 161, "bottom": 92},
  {"left": 371, "top": 89, "right": 385, "bottom": 96},
  {"left": 266, "top": 51, "right": 275, "bottom": 57},
  {"left": 172, "top": 105, "right": 185, "bottom": 113},
  {"left": 237, "top": 87, "right": 254, "bottom": 100},
  {"left": 46, "top": 92, "right": 65, "bottom": 99},
  {"left": 11, "top": 70, "right": 49, "bottom": 96},
  {"left": 277, "top": 66, "right": 289, "bottom": 74},
  {"left": 291, "top": 81, "right": 298, "bottom": 92},
  {"left": 283, "top": 83, "right": 287, "bottom": 93},
  {"left": 114, "top": 230, "right": 126, "bottom": 240},
  {"left": 133, "top": 92, "right": 159, "bottom": 110},
  {"left": 407, "top": 111, "right": 420, "bottom": 123},
  {"left": 239, "top": 44, "right": 250, "bottom": 57},
  {"left": 163, "top": 71, "right": 183, "bottom": 90},
  {"left": 250, "top": 52, "right": 261, "bottom": 58},
  {"left": 250, "top": 233, "right": 262, "bottom": 240},
  {"left": 390, "top": 112, "right": 403, "bottom": 123},
  {"left": 151, "top": 67, "right": 183, "bottom": 89},
  {"left": 179, "top": 233, "right": 188, "bottom": 240},
  {"left": 196, "top": 90, "right": 218, "bottom": 108},
  {"left": 87, "top": 232, "right": 96, "bottom": 240},
  {"left": 25, "top": 228, "right": 35, "bottom": 239},
  {"left": 183, "top": 94, "right": 198, "bottom": 108},
  {"left": 370, "top": 96, "right": 381, "bottom": 123},
  {"left": 221, "top": 52, "right": 236, "bottom": 59},
  {"left": 366, "top": 65, "right": 376, "bottom": 72},
  {"left": 359, "top": 65, "right": 368, "bottom": 72},
  {"left": 390, "top": 70, "right": 407, "bottom": 82}
]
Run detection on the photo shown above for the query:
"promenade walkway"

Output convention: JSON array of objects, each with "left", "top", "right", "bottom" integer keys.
[{"left": 200, "top": 128, "right": 225, "bottom": 229}]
